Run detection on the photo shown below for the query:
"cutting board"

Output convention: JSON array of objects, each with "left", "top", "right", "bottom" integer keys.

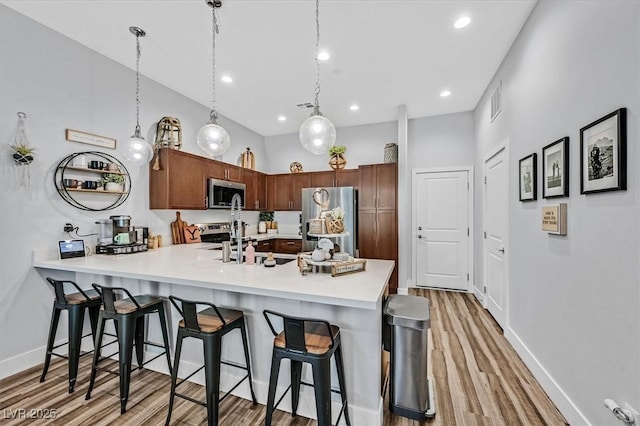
[{"left": 170, "top": 211, "right": 187, "bottom": 244}]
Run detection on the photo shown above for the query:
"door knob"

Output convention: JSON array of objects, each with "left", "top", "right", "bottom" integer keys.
[
  {"left": 418, "top": 235, "right": 423, "bottom": 239},
  {"left": 498, "top": 247, "right": 505, "bottom": 253}
]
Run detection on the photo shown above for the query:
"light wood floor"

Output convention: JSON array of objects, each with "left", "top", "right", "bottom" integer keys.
[{"left": 0, "top": 289, "right": 567, "bottom": 425}]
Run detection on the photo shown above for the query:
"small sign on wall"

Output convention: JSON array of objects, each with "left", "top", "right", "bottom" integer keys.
[{"left": 542, "top": 203, "right": 567, "bottom": 235}]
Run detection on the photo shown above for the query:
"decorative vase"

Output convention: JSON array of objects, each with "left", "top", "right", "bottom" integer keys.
[
  {"left": 329, "top": 154, "right": 346, "bottom": 170},
  {"left": 105, "top": 182, "right": 123, "bottom": 192}
]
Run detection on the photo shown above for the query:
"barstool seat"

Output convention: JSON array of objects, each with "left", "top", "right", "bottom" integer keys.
[
  {"left": 264, "top": 310, "right": 351, "bottom": 426},
  {"left": 85, "top": 284, "right": 172, "bottom": 414},
  {"left": 166, "top": 296, "right": 257, "bottom": 426},
  {"left": 40, "top": 278, "right": 103, "bottom": 393}
]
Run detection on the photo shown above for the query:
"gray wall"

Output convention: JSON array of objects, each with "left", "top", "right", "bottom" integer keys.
[
  {"left": 0, "top": 5, "right": 264, "bottom": 367},
  {"left": 474, "top": 1, "right": 639, "bottom": 424}
]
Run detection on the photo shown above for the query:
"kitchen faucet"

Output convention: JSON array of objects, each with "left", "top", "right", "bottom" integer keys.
[{"left": 230, "top": 193, "right": 243, "bottom": 264}]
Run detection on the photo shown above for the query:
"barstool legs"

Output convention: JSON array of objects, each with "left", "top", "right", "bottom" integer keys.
[
  {"left": 67, "top": 305, "right": 86, "bottom": 393},
  {"left": 290, "top": 360, "right": 303, "bottom": 416},
  {"left": 117, "top": 315, "right": 136, "bottom": 414},
  {"left": 39, "top": 305, "right": 61, "bottom": 385},
  {"left": 165, "top": 328, "right": 185, "bottom": 426},
  {"left": 334, "top": 343, "right": 351, "bottom": 426},
  {"left": 265, "top": 349, "right": 282, "bottom": 426},
  {"left": 85, "top": 311, "right": 106, "bottom": 400},
  {"left": 203, "top": 335, "right": 222, "bottom": 426},
  {"left": 311, "top": 357, "right": 332, "bottom": 426},
  {"left": 239, "top": 318, "right": 258, "bottom": 405},
  {"left": 157, "top": 304, "right": 173, "bottom": 373}
]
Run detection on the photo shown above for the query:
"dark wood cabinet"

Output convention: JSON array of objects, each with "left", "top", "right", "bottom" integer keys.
[
  {"left": 267, "top": 173, "right": 310, "bottom": 211},
  {"left": 275, "top": 239, "right": 302, "bottom": 254},
  {"left": 255, "top": 239, "right": 273, "bottom": 253},
  {"left": 242, "top": 170, "right": 267, "bottom": 211},
  {"left": 358, "top": 163, "right": 398, "bottom": 292},
  {"left": 150, "top": 148, "right": 207, "bottom": 210},
  {"left": 205, "top": 160, "right": 242, "bottom": 182},
  {"left": 308, "top": 169, "right": 359, "bottom": 189}
]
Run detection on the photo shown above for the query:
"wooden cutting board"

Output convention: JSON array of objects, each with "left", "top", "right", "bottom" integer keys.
[{"left": 170, "top": 211, "right": 187, "bottom": 244}]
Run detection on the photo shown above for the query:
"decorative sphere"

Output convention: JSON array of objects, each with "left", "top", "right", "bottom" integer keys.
[
  {"left": 123, "top": 137, "right": 153, "bottom": 166},
  {"left": 299, "top": 115, "right": 336, "bottom": 155},
  {"left": 197, "top": 123, "right": 231, "bottom": 157}
]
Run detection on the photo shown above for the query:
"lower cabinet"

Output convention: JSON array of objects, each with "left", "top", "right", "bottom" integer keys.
[
  {"left": 274, "top": 239, "right": 302, "bottom": 254},
  {"left": 255, "top": 240, "right": 273, "bottom": 253}
]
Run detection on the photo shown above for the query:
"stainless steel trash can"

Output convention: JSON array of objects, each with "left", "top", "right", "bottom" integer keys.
[{"left": 384, "top": 294, "right": 435, "bottom": 420}]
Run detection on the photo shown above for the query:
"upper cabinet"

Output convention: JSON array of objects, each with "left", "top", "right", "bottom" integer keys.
[
  {"left": 267, "top": 173, "right": 310, "bottom": 211},
  {"left": 358, "top": 163, "right": 396, "bottom": 210},
  {"left": 243, "top": 169, "right": 267, "bottom": 211},
  {"left": 308, "top": 169, "right": 359, "bottom": 189},
  {"left": 150, "top": 148, "right": 207, "bottom": 210},
  {"left": 204, "top": 158, "right": 242, "bottom": 182}
]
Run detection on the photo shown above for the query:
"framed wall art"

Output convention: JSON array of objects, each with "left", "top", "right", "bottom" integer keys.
[
  {"left": 65, "top": 129, "right": 116, "bottom": 149},
  {"left": 580, "top": 108, "right": 627, "bottom": 194},
  {"left": 542, "top": 137, "right": 569, "bottom": 198},
  {"left": 519, "top": 153, "right": 537, "bottom": 201}
]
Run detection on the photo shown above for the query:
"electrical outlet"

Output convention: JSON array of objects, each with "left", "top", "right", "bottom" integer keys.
[
  {"left": 624, "top": 403, "right": 638, "bottom": 424},
  {"left": 64, "top": 223, "right": 74, "bottom": 233}
]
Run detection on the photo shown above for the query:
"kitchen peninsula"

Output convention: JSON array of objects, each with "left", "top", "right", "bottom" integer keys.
[{"left": 33, "top": 244, "right": 394, "bottom": 425}]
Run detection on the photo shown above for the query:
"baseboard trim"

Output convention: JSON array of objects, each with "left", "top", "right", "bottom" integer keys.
[
  {"left": 505, "top": 327, "right": 591, "bottom": 426},
  {"left": 0, "top": 338, "right": 71, "bottom": 380},
  {"left": 473, "top": 285, "right": 484, "bottom": 303}
]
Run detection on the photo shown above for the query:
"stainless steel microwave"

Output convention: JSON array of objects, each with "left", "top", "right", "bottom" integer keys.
[{"left": 207, "top": 178, "right": 245, "bottom": 209}]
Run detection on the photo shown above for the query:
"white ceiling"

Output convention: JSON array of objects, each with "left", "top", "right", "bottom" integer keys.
[{"left": 1, "top": 0, "right": 536, "bottom": 137}]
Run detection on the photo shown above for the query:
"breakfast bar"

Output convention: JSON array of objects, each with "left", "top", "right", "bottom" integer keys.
[{"left": 33, "top": 244, "right": 394, "bottom": 425}]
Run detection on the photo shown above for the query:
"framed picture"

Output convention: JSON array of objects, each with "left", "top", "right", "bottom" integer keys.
[
  {"left": 580, "top": 108, "right": 627, "bottom": 194},
  {"left": 542, "top": 137, "right": 569, "bottom": 198},
  {"left": 65, "top": 129, "right": 116, "bottom": 150},
  {"left": 519, "top": 153, "right": 537, "bottom": 201}
]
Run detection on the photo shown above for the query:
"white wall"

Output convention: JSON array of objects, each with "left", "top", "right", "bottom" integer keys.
[
  {"left": 0, "top": 6, "right": 264, "bottom": 370},
  {"left": 263, "top": 120, "right": 397, "bottom": 174},
  {"left": 474, "top": 1, "right": 640, "bottom": 424}
]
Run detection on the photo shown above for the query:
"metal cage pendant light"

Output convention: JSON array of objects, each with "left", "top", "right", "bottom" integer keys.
[
  {"left": 197, "top": 0, "right": 231, "bottom": 157},
  {"left": 299, "top": 0, "right": 335, "bottom": 155},
  {"left": 124, "top": 26, "right": 154, "bottom": 166}
]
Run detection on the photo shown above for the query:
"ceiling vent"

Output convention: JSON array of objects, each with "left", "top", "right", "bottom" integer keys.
[
  {"left": 296, "top": 102, "right": 314, "bottom": 109},
  {"left": 490, "top": 81, "right": 502, "bottom": 122}
]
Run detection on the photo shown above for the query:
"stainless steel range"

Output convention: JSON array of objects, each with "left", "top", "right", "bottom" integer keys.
[{"left": 194, "top": 222, "right": 232, "bottom": 243}]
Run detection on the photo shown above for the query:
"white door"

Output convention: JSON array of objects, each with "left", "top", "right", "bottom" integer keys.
[
  {"left": 484, "top": 147, "right": 508, "bottom": 329},
  {"left": 415, "top": 170, "right": 469, "bottom": 291}
]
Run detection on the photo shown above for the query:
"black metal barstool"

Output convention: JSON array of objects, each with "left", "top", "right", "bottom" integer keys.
[
  {"left": 85, "top": 284, "right": 172, "bottom": 414},
  {"left": 40, "top": 277, "right": 103, "bottom": 393},
  {"left": 263, "top": 310, "right": 351, "bottom": 426},
  {"left": 165, "top": 296, "right": 257, "bottom": 426}
]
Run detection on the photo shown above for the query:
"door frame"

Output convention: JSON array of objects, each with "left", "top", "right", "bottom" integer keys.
[
  {"left": 482, "top": 141, "right": 510, "bottom": 327},
  {"left": 411, "top": 166, "right": 474, "bottom": 291}
]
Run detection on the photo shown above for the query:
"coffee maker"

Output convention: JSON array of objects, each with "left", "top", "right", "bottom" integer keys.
[{"left": 94, "top": 215, "right": 148, "bottom": 255}]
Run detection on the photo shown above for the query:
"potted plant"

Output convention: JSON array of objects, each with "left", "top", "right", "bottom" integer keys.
[
  {"left": 259, "top": 211, "right": 275, "bottom": 233},
  {"left": 10, "top": 141, "right": 35, "bottom": 165},
  {"left": 328, "top": 145, "right": 347, "bottom": 170},
  {"left": 102, "top": 173, "right": 125, "bottom": 192}
]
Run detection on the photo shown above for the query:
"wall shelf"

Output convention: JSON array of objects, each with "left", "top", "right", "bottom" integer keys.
[{"left": 54, "top": 151, "right": 131, "bottom": 211}]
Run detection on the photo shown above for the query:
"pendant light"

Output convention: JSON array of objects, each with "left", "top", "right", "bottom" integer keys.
[
  {"left": 299, "top": 0, "right": 335, "bottom": 155},
  {"left": 197, "top": 0, "right": 231, "bottom": 157},
  {"left": 124, "top": 26, "right": 153, "bottom": 166}
]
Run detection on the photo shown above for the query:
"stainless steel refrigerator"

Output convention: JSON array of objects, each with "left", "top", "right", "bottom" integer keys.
[{"left": 301, "top": 186, "right": 357, "bottom": 256}]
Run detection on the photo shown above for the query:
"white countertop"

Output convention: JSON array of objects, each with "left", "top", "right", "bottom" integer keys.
[{"left": 33, "top": 244, "right": 393, "bottom": 310}]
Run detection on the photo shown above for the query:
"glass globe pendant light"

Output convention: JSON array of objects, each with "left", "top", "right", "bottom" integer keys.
[
  {"left": 124, "top": 26, "right": 153, "bottom": 166},
  {"left": 197, "top": 0, "right": 231, "bottom": 157},
  {"left": 299, "top": 0, "right": 335, "bottom": 155}
]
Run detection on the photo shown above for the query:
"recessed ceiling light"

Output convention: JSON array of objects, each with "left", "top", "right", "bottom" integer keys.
[
  {"left": 440, "top": 90, "right": 451, "bottom": 97},
  {"left": 277, "top": 115, "right": 287, "bottom": 122},
  {"left": 350, "top": 104, "right": 359, "bottom": 111},
  {"left": 454, "top": 16, "right": 471, "bottom": 29},
  {"left": 317, "top": 51, "right": 330, "bottom": 61},
  {"left": 221, "top": 75, "right": 233, "bottom": 83}
]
